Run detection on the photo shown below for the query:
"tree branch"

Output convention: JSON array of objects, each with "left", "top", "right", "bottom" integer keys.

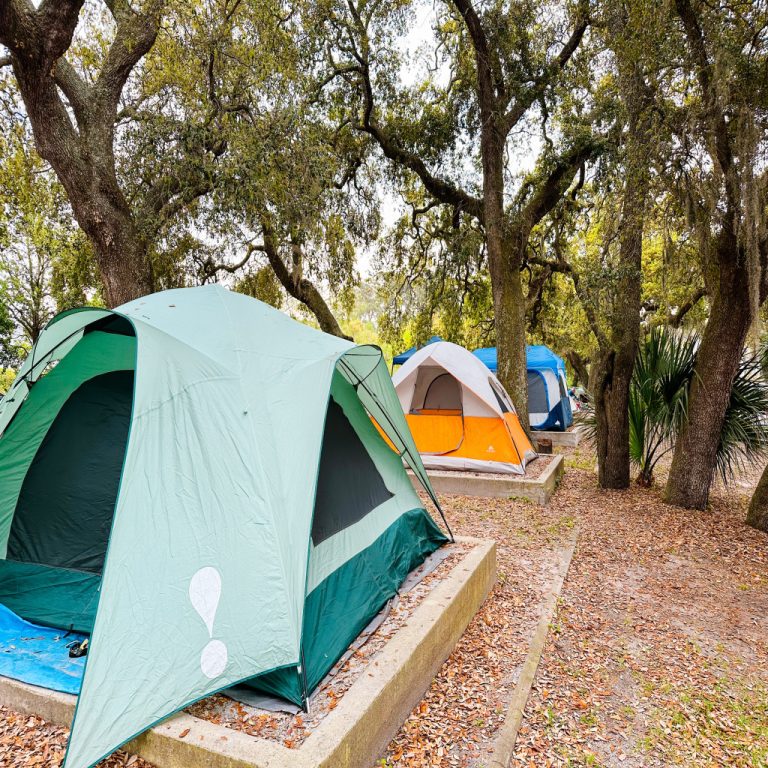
[
  {"left": 198, "top": 245, "right": 258, "bottom": 281},
  {"left": 528, "top": 249, "right": 609, "bottom": 349},
  {"left": 261, "top": 220, "right": 352, "bottom": 339},
  {"left": 143, "top": 130, "right": 226, "bottom": 224},
  {"left": 0, "top": 0, "right": 84, "bottom": 173},
  {"left": 96, "top": 0, "right": 165, "bottom": 115},
  {"left": 52, "top": 57, "right": 91, "bottom": 123},
  {"left": 34, "top": 0, "right": 85, "bottom": 63},
  {"left": 362, "top": 111, "right": 485, "bottom": 221},
  {"left": 337, "top": 4, "right": 485, "bottom": 221},
  {"left": 502, "top": 1, "right": 590, "bottom": 134},
  {"left": 515, "top": 139, "right": 602, "bottom": 233},
  {"left": 669, "top": 286, "right": 707, "bottom": 327},
  {"left": 675, "top": 0, "right": 735, "bottom": 184},
  {"left": 450, "top": 0, "right": 506, "bottom": 102}
]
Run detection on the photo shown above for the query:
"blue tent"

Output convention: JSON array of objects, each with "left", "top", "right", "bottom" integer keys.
[
  {"left": 392, "top": 336, "right": 444, "bottom": 366},
  {"left": 472, "top": 345, "right": 573, "bottom": 431}
]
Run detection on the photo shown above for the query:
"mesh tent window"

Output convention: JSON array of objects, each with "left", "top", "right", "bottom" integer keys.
[
  {"left": 422, "top": 373, "right": 462, "bottom": 411},
  {"left": 527, "top": 371, "right": 549, "bottom": 413},
  {"left": 488, "top": 378, "right": 512, "bottom": 413},
  {"left": 9, "top": 371, "right": 134, "bottom": 574},
  {"left": 311, "top": 398, "right": 394, "bottom": 545}
]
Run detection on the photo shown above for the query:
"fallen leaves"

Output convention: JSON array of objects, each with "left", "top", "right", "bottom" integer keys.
[{"left": 0, "top": 707, "right": 153, "bottom": 768}]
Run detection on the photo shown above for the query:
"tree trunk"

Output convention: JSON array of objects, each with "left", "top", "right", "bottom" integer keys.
[
  {"left": 593, "top": 347, "right": 635, "bottom": 487},
  {"left": 290, "top": 278, "right": 351, "bottom": 340},
  {"left": 490, "top": 246, "right": 529, "bottom": 428},
  {"left": 664, "top": 0, "right": 765, "bottom": 510},
  {"left": 3, "top": 1, "right": 161, "bottom": 309},
  {"left": 664, "top": 245, "right": 751, "bottom": 508},
  {"left": 590, "top": 46, "right": 648, "bottom": 489},
  {"left": 66, "top": 192, "right": 153, "bottom": 308},
  {"left": 15, "top": 67, "right": 152, "bottom": 307},
  {"left": 747, "top": 462, "right": 768, "bottom": 532},
  {"left": 480, "top": 100, "right": 530, "bottom": 429},
  {"left": 565, "top": 351, "right": 590, "bottom": 388}
]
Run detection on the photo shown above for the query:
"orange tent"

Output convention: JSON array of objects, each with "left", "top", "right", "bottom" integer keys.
[{"left": 392, "top": 341, "right": 537, "bottom": 474}]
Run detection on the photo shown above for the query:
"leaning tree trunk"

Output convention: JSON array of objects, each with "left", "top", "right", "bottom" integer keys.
[
  {"left": 665, "top": 250, "right": 751, "bottom": 509},
  {"left": 565, "top": 351, "right": 590, "bottom": 388},
  {"left": 262, "top": 225, "right": 352, "bottom": 340},
  {"left": 747, "top": 462, "right": 768, "bottom": 532}
]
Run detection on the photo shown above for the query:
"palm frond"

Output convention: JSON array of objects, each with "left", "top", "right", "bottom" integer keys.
[{"left": 715, "top": 352, "right": 768, "bottom": 482}]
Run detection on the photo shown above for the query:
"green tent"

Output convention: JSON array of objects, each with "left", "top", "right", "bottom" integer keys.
[{"left": 0, "top": 286, "right": 449, "bottom": 768}]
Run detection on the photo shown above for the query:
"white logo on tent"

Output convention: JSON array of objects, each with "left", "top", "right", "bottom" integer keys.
[
  {"left": 487, "top": 445, "right": 495, "bottom": 453},
  {"left": 189, "top": 567, "right": 228, "bottom": 679}
]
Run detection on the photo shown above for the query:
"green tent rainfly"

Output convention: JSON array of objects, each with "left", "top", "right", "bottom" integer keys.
[{"left": 0, "top": 285, "right": 449, "bottom": 768}]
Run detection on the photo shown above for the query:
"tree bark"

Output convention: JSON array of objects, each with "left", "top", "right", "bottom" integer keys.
[
  {"left": 565, "top": 351, "right": 590, "bottom": 387},
  {"left": 663, "top": 0, "right": 761, "bottom": 509},
  {"left": 262, "top": 224, "right": 352, "bottom": 340},
  {"left": 489, "top": 238, "right": 529, "bottom": 427},
  {"left": 59, "top": 179, "right": 153, "bottom": 308},
  {"left": 1, "top": 0, "right": 161, "bottom": 307},
  {"left": 747, "top": 463, "right": 768, "bottom": 533},
  {"left": 590, "top": 27, "right": 650, "bottom": 489},
  {"left": 476, "top": 64, "right": 531, "bottom": 425},
  {"left": 592, "top": 346, "right": 635, "bottom": 487},
  {"left": 346, "top": 0, "right": 591, "bottom": 431},
  {"left": 664, "top": 237, "right": 751, "bottom": 508}
]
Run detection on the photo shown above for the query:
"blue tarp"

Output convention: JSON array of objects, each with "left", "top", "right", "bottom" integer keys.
[
  {"left": 0, "top": 603, "right": 86, "bottom": 694},
  {"left": 473, "top": 345, "right": 567, "bottom": 375},
  {"left": 392, "top": 336, "right": 444, "bottom": 366}
]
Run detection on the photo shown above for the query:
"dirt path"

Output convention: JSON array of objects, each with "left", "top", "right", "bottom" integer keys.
[
  {"left": 508, "top": 465, "right": 768, "bottom": 768},
  {"left": 378, "top": 450, "right": 768, "bottom": 768}
]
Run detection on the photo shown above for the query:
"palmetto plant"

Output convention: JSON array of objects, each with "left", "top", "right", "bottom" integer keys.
[
  {"left": 580, "top": 328, "right": 768, "bottom": 486},
  {"left": 627, "top": 329, "right": 698, "bottom": 486}
]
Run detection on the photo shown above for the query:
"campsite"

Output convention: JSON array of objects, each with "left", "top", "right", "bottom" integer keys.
[{"left": 0, "top": 0, "right": 767, "bottom": 766}]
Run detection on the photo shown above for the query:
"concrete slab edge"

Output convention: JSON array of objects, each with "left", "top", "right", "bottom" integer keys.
[
  {"left": 488, "top": 528, "right": 579, "bottom": 768},
  {"left": 533, "top": 429, "right": 583, "bottom": 448},
  {"left": 0, "top": 537, "right": 497, "bottom": 768},
  {"left": 309, "top": 536, "right": 496, "bottom": 767},
  {"left": 412, "top": 454, "right": 564, "bottom": 505}
]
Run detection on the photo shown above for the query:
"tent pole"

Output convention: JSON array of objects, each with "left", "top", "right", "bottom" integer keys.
[{"left": 299, "top": 645, "right": 310, "bottom": 714}]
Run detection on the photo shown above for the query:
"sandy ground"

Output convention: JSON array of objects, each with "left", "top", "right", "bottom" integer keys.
[{"left": 2, "top": 443, "right": 767, "bottom": 768}]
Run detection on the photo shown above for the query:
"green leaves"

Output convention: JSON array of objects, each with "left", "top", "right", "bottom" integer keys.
[
  {"left": 716, "top": 351, "right": 768, "bottom": 483},
  {"left": 628, "top": 327, "right": 698, "bottom": 485},
  {"left": 0, "top": 117, "right": 98, "bottom": 350}
]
